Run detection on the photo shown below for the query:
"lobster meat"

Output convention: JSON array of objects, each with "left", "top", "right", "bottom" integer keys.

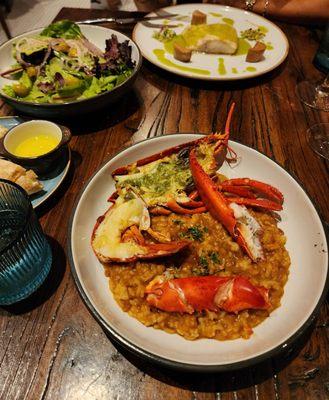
[
  {"left": 146, "top": 274, "right": 270, "bottom": 313},
  {"left": 92, "top": 190, "right": 189, "bottom": 263}
]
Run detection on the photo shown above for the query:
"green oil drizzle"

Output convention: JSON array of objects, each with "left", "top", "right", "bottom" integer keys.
[
  {"left": 163, "top": 19, "right": 170, "bottom": 24},
  {"left": 163, "top": 35, "right": 186, "bottom": 55},
  {"left": 246, "top": 66, "right": 257, "bottom": 72},
  {"left": 258, "top": 25, "right": 268, "bottom": 34},
  {"left": 153, "top": 49, "right": 210, "bottom": 75},
  {"left": 218, "top": 57, "right": 226, "bottom": 75},
  {"left": 235, "top": 38, "right": 251, "bottom": 55},
  {"left": 266, "top": 42, "right": 274, "bottom": 50},
  {"left": 232, "top": 67, "right": 238, "bottom": 74},
  {"left": 222, "top": 17, "right": 234, "bottom": 26},
  {"left": 209, "top": 12, "right": 222, "bottom": 17}
]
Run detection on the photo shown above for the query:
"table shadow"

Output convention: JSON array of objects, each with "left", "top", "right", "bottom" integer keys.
[
  {"left": 17, "top": 89, "right": 143, "bottom": 136},
  {"left": 35, "top": 149, "right": 81, "bottom": 219},
  {"left": 0, "top": 236, "right": 66, "bottom": 315},
  {"left": 104, "top": 320, "right": 316, "bottom": 393},
  {"left": 142, "top": 57, "right": 288, "bottom": 93}
]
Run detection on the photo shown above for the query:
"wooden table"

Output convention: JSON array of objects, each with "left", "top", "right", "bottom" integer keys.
[{"left": 1, "top": 6, "right": 328, "bottom": 400}]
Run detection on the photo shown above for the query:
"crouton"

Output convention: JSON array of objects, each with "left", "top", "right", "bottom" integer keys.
[
  {"left": 173, "top": 43, "right": 192, "bottom": 62},
  {"left": 246, "top": 41, "right": 266, "bottom": 63},
  {"left": 191, "top": 10, "right": 207, "bottom": 25}
]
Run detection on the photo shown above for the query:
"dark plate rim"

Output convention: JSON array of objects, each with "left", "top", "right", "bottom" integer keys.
[
  {"left": 67, "top": 133, "right": 329, "bottom": 373},
  {"left": 0, "top": 25, "right": 142, "bottom": 108}
]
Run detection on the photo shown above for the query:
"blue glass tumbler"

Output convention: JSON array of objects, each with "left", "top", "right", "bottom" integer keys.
[{"left": 0, "top": 179, "right": 52, "bottom": 305}]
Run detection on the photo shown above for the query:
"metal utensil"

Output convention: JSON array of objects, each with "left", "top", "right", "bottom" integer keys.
[
  {"left": 77, "top": 13, "right": 178, "bottom": 26},
  {"left": 141, "top": 21, "right": 179, "bottom": 28}
]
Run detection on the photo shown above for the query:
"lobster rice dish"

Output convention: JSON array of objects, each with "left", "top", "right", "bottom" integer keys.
[{"left": 91, "top": 103, "right": 291, "bottom": 341}]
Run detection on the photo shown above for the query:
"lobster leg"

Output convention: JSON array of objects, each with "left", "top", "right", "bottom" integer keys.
[
  {"left": 149, "top": 206, "right": 172, "bottom": 216},
  {"left": 213, "top": 102, "right": 236, "bottom": 164},
  {"left": 165, "top": 199, "right": 207, "bottom": 214},
  {"left": 146, "top": 275, "right": 270, "bottom": 314},
  {"left": 225, "top": 197, "right": 283, "bottom": 211},
  {"left": 222, "top": 178, "right": 284, "bottom": 205},
  {"left": 186, "top": 184, "right": 283, "bottom": 212},
  {"left": 189, "top": 149, "right": 264, "bottom": 261},
  {"left": 219, "top": 183, "right": 257, "bottom": 199},
  {"left": 178, "top": 200, "right": 204, "bottom": 208}
]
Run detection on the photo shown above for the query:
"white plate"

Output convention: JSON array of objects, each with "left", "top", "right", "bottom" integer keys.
[
  {"left": 68, "top": 134, "right": 328, "bottom": 371},
  {"left": 133, "top": 4, "right": 289, "bottom": 81}
]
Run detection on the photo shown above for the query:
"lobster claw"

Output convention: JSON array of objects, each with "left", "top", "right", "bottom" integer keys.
[
  {"left": 220, "top": 178, "right": 284, "bottom": 210},
  {"left": 189, "top": 149, "right": 264, "bottom": 261},
  {"left": 146, "top": 275, "right": 270, "bottom": 314}
]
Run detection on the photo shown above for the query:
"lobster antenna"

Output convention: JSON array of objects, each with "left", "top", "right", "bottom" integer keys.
[
  {"left": 225, "top": 102, "right": 236, "bottom": 136},
  {"left": 224, "top": 103, "right": 237, "bottom": 163}
]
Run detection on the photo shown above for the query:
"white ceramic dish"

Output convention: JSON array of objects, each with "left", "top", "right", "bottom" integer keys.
[
  {"left": 68, "top": 134, "right": 328, "bottom": 371},
  {"left": 133, "top": 4, "right": 289, "bottom": 81},
  {"left": 0, "top": 25, "right": 141, "bottom": 117}
]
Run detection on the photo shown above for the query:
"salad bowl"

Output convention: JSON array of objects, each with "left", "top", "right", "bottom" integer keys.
[{"left": 0, "top": 23, "right": 142, "bottom": 118}]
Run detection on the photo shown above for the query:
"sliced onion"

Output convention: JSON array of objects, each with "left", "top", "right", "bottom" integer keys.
[
  {"left": 81, "top": 38, "right": 104, "bottom": 58},
  {"left": 0, "top": 66, "right": 24, "bottom": 79}
]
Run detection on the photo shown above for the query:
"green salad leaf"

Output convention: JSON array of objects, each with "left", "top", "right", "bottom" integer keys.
[
  {"left": 1, "top": 20, "right": 136, "bottom": 104},
  {"left": 2, "top": 85, "right": 16, "bottom": 98},
  {"left": 41, "top": 20, "right": 83, "bottom": 39}
]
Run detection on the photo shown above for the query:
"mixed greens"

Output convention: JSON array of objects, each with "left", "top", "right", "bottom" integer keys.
[
  {"left": 152, "top": 27, "right": 177, "bottom": 43},
  {"left": 1, "top": 20, "right": 136, "bottom": 103},
  {"left": 240, "top": 28, "right": 265, "bottom": 41}
]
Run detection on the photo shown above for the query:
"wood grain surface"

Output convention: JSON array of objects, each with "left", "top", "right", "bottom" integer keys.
[{"left": 0, "top": 6, "right": 328, "bottom": 400}]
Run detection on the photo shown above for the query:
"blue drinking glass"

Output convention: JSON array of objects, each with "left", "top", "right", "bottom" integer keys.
[{"left": 0, "top": 179, "right": 52, "bottom": 305}]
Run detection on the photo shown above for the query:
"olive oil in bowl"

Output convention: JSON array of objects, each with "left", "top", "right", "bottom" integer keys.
[{"left": 12, "top": 134, "right": 60, "bottom": 158}]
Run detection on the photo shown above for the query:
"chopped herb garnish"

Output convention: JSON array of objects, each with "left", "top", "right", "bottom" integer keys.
[
  {"left": 177, "top": 225, "right": 207, "bottom": 241},
  {"left": 153, "top": 27, "right": 177, "bottom": 42},
  {"left": 188, "top": 226, "right": 204, "bottom": 241},
  {"left": 180, "top": 225, "right": 205, "bottom": 241},
  {"left": 199, "top": 256, "right": 209, "bottom": 269},
  {"left": 240, "top": 28, "right": 265, "bottom": 41},
  {"left": 209, "top": 251, "right": 220, "bottom": 264},
  {"left": 192, "top": 255, "right": 209, "bottom": 276}
]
